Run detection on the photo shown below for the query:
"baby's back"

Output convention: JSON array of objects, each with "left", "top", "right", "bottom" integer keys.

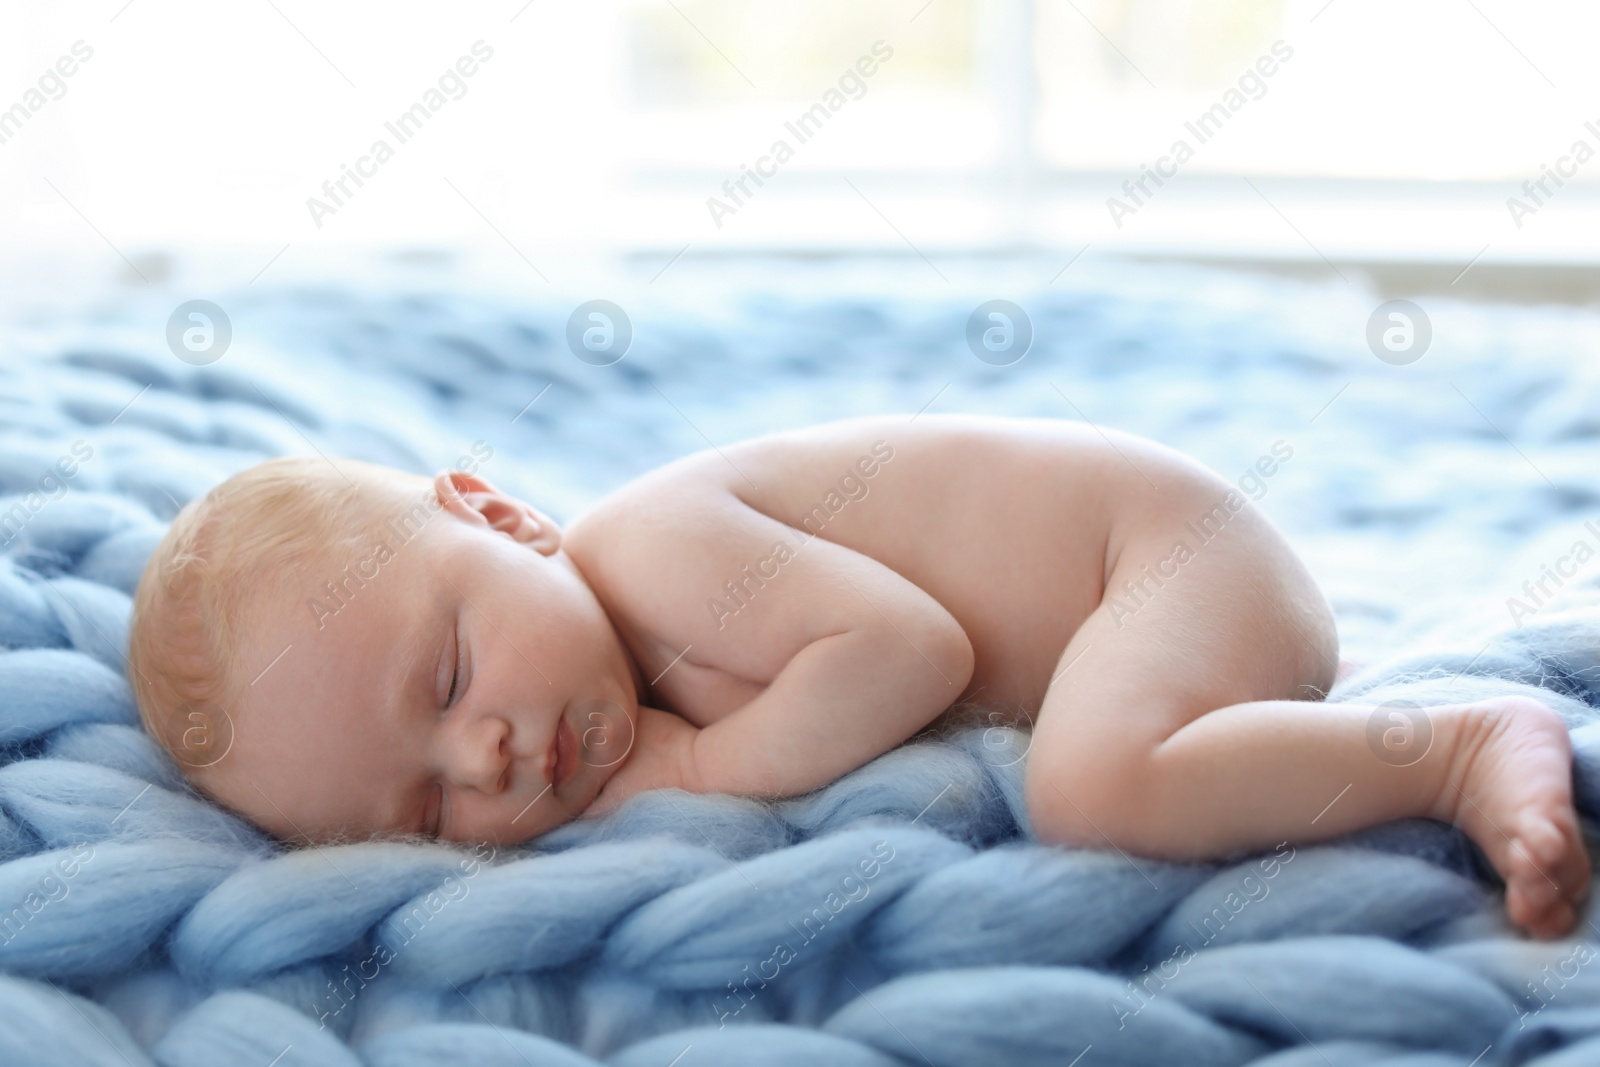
[{"left": 570, "top": 414, "right": 1239, "bottom": 725}]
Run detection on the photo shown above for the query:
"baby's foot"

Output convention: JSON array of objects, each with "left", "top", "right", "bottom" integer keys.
[{"left": 1437, "top": 696, "right": 1591, "bottom": 939}]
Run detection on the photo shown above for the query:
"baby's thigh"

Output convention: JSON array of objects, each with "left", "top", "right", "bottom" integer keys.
[{"left": 1029, "top": 492, "right": 1337, "bottom": 774}]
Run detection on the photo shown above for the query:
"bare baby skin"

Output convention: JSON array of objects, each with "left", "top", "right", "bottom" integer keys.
[{"left": 219, "top": 414, "right": 1588, "bottom": 939}]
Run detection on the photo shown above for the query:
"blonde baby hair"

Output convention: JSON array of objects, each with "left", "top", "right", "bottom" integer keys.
[{"left": 126, "top": 455, "right": 435, "bottom": 780}]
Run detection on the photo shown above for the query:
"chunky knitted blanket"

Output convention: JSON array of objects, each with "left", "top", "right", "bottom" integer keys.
[{"left": 2, "top": 256, "right": 1599, "bottom": 1066}]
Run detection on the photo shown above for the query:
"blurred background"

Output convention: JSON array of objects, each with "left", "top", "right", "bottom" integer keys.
[
  {"left": 6, "top": 5, "right": 1600, "bottom": 1056},
  {"left": 4, "top": 0, "right": 1599, "bottom": 293},
  {"left": 5, "top": 0, "right": 1600, "bottom": 666}
]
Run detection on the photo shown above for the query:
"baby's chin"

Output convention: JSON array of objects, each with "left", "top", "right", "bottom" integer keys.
[
  {"left": 496, "top": 781, "right": 609, "bottom": 844},
  {"left": 564, "top": 773, "right": 616, "bottom": 824}
]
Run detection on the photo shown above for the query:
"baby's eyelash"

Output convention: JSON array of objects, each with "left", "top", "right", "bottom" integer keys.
[
  {"left": 445, "top": 651, "right": 460, "bottom": 709},
  {"left": 427, "top": 782, "right": 445, "bottom": 837}
]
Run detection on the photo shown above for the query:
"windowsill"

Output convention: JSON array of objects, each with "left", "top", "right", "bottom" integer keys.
[{"left": 624, "top": 169, "right": 1600, "bottom": 279}]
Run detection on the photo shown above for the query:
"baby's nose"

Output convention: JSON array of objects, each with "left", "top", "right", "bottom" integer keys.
[{"left": 448, "top": 715, "right": 511, "bottom": 792}]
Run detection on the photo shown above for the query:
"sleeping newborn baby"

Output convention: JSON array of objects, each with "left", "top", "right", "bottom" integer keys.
[{"left": 126, "top": 413, "right": 1591, "bottom": 939}]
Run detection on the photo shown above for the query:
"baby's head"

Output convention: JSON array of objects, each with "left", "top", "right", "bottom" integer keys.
[{"left": 126, "top": 455, "right": 641, "bottom": 847}]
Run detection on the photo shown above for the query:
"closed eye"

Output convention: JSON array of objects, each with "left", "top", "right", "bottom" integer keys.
[
  {"left": 444, "top": 623, "right": 464, "bottom": 711},
  {"left": 424, "top": 782, "right": 445, "bottom": 838}
]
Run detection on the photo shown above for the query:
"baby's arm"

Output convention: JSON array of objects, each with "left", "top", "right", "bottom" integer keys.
[{"left": 601, "top": 485, "right": 974, "bottom": 801}]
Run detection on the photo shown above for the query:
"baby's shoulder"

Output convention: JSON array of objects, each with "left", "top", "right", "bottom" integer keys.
[
  {"left": 568, "top": 460, "right": 742, "bottom": 544},
  {"left": 563, "top": 464, "right": 763, "bottom": 602}
]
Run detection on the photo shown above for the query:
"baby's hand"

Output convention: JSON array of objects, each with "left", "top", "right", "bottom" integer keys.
[{"left": 581, "top": 704, "right": 704, "bottom": 819}]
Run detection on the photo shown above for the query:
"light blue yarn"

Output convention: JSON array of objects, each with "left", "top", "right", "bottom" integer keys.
[
  {"left": 821, "top": 965, "right": 1270, "bottom": 1067},
  {"left": 0, "top": 565, "right": 64, "bottom": 649},
  {"left": 861, "top": 843, "right": 1209, "bottom": 972},
  {"left": 608, "top": 1024, "right": 905, "bottom": 1067},
  {"left": 602, "top": 825, "right": 969, "bottom": 987},
  {"left": 1506, "top": 1013, "right": 1600, "bottom": 1065},
  {"left": 0, "top": 974, "right": 154, "bottom": 1067},
  {"left": 3, "top": 270, "right": 1600, "bottom": 1065},
  {"left": 1142, "top": 848, "right": 1491, "bottom": 953},
  {"left": 0, "top": 760, "right": 248, "bottom": 852},
  {"left": 45, "top": 723, "right": 188, "bottom": 793},
  {"left": 0, "top": 649, "right": 136, "bottom": 743},
  {"left": 1243, "top": 1043, "right": 1465, "bottom": 1067},
  {"left": 150, "top": 990, "right": 363, "bottom": 1067},
  {"left": 361, "top": 1022, "right": 601, "bottom": 1067},
  {"left": 1161, "top": 937, "right": 1516, "bottom": 1052},
  {"left": 0, "top": 840, "right": 244, "bottom": 979},
  {"left": 376, "top": 838, "right": 725, "bottom": 985},
  {"left": 35, "top": 576, "right": 132, "bottom": 674},
  {"left": 170, "top": 843, "right": 484, "bottom": 987}
]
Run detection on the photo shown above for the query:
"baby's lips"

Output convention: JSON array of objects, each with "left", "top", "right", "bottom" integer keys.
[{"left": 553, "top": 710, "right": 578, "bottom": 787}]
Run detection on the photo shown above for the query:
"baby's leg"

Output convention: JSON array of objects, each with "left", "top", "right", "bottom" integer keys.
[{"left": 1024, "top": 487, "right": 1591, "bottom": 939}]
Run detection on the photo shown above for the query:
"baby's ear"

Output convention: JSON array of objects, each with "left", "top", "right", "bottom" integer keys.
[{"left": 433, "top": 470, "right": 561, "bottom": 554}]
